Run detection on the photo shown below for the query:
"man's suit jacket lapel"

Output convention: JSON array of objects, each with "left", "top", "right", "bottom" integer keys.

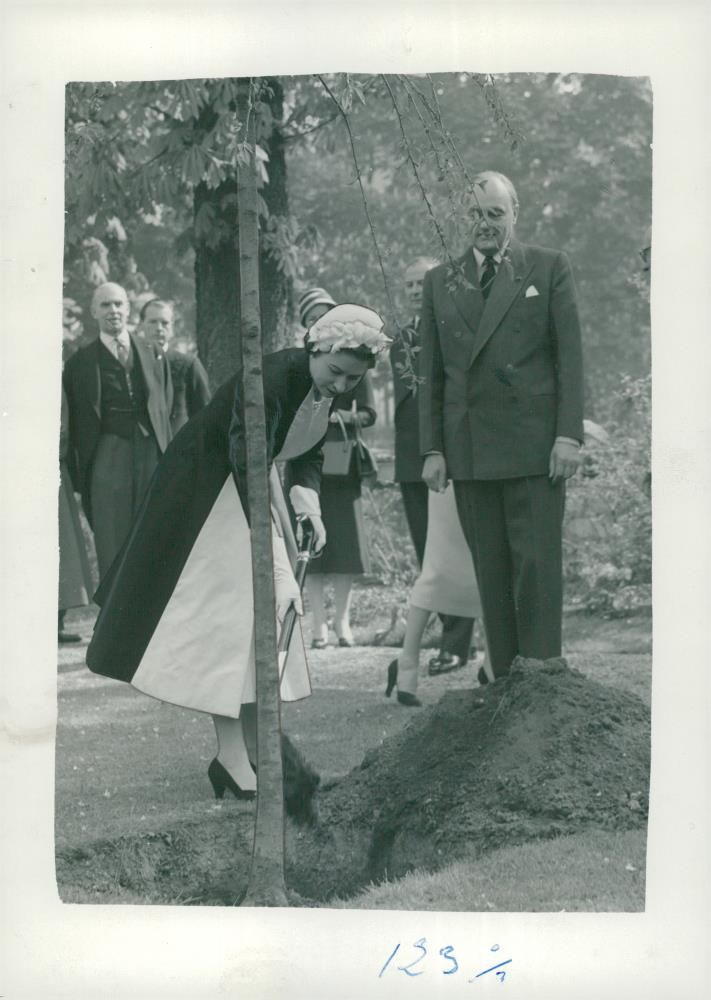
[
  {"left": 131, "top": 333, "right": 154, "bottom": 393},
  {"left": 79, "top": 339, "right": 102, "bottom": 422},
  {"left": 468, "top": 239, "right": 534, "bottom": 367},
  {"left": 392, "top": 320, "right": 418, "bottom": 409},
  {"left": 131, "top": 334, "right": 169, "bottom": 451}
]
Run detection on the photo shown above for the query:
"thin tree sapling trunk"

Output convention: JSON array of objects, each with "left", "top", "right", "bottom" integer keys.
[{"left": 236, "top": 78, "right": 288, "bottom": 908}]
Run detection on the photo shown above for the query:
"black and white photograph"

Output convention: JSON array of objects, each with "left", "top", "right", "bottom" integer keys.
[
  {"left": 2, "top": 3, "right": 710, "bottom": 998},
  {"left": 55, "top": 70, "right": 653, "bottom": 911}
]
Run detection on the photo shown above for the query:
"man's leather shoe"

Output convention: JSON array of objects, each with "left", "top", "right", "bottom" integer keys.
[{"left": 428, "top": 652, "right": 465, "bottom": 676}]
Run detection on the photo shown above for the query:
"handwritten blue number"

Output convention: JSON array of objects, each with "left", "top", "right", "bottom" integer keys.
[
  {"left": 398, "top": 937, "right": 428, "bottom": 977},
  {"left": 439, "top": 945, "right": 459, "bottom": 975},
  {"left": 470, "top": 959, "right": 512, "bottom": 983},
  {"left": 378, "top": 943, "right": 400, "bottom": 978}
]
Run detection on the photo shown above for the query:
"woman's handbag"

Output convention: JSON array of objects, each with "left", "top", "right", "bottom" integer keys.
[
  {"left": 354, "top": 430, "right": 378, "bottom": 483},
  {"left": 321, "top": 410, "right": 356, "bottom": 477},
  {"left": 322, "top": 403, "right": 379, "bottom": 483},
  {"left": 352, "top": 401, "right": 378, "bottom": 483}
]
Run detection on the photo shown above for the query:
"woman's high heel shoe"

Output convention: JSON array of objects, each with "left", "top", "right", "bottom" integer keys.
[
  {"left": 207, "top": 758, "right": 256, "bottom": 801},
  {"left": 385, "top": 659, "right": 397, "bottom": 697},
  {"left": 385, "top": 659, "right": 422, "bottom": 708}
]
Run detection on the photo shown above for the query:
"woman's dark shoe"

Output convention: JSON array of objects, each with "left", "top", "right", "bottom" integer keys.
[
  {"left": 58, "top": 610, "right": 81, "bottom": 644},
  {"left": 385, "top": 659, "right": 422, "bottom": 707},
  {"left": 397, "top": 690, "right": 422, "bottom": 707},
  {"left": 59, "top": 630, "right": 82, "bottom": 644},
  {"left": 207, "top": 758, "right": 256, "bottom": 801},
  {"left": 336, "top": 625, "right": 355, "bottom": 647},
  {"left": 385, "top": 658, "right": 398, "bottom": 698},
  {"left": 311, "top": 625, "right": 328, "bottom": 649}
]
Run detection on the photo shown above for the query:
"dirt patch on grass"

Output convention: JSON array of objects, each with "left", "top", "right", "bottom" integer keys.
[
  {"left": 55, "top": 617, "right": 652, "bottom": 908},
  {"left": 288, "top": 656, "right": 650, "bottom": 902},
  {"left": 56, "top": 811, "right": 256, "bottom": 905}
]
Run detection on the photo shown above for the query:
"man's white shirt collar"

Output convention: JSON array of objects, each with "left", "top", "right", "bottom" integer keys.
[
  {"left": 100, "top": 331, "right": 131, "bottom": 357},
  {"left": 472, "top": 244, "right": 506, "bottom": 273}
]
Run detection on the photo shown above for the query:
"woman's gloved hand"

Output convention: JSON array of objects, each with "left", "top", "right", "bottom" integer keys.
[
  {"left": 273, "top": 525, "right": 303, "bottom": 621},
  {"left": 296, "top": 514, "right": 326, "bottom": 554},
  {"left": 289, "top": 487, "right": 325, "bottom": 553},
  {"left": 274, "top": 567, "right": 303, "bottom": 622},
  {"left": 329, "top": 408, "right": 363, "bottom": 427}
]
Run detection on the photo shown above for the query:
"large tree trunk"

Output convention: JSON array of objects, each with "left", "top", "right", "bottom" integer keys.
[
  {"left": 236, "top": 79, "right": 289, "bottom": 909},
  {"left": 194, "top": 78, "right": 291, "bottom": 387}
]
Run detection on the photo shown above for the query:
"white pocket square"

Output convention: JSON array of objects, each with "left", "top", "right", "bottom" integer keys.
[{"left": 525, "top": 285, "right": 539, "bottom": 298}]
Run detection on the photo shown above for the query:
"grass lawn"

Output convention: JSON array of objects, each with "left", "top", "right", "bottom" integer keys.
[
  {"left": 335, "top": 828, "right": 646, "bottom": 912},
  {"left": 56, "top": 606, "right": 651, "bottom": 909}
]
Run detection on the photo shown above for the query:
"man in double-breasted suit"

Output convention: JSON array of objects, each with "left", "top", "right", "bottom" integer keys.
[
  {"left": 63, "top": 282, "right": 171, "bottom": 582},
  {"left": 391, "top": 257, "right": 475, "bottom": 672},
  {"left": 419, "top": 171, "right": 584, "bottom": 679}
]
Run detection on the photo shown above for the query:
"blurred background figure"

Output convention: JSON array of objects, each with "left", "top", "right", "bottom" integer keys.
[
  {"left": 390, "top": 257, "right": 476, "bottom": 673},
  {"left": 639, "top": 226, "right": 651, "bottom": 274},
  {"left": 61, "top": 297, "right": 84, "bottom": 364},
  {"left": 292, "top": 287, "right": 377, "bottom": 648},
  {"left": 58, "top": 388, "right": 93, "bottom": 643},
  {"left": 123, "top": 254, "right": 150, "bottom": 300},
  {"left": 62, "top": 282, "right": 171, "bottom": 582},
  {"left": 138, "top": 298, "right": 211, "bottom": 434},
  {"left": 385, "top": 483, "right": 491, "bottom": 706}
]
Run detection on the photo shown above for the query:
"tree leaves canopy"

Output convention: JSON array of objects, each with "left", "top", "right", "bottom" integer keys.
[{"left": 65, "top": 71, "right": 652, "bottom": 401}]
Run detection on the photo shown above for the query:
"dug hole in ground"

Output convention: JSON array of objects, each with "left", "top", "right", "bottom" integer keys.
[{"left": 55, "top": 609, "right": 651, "bottom": 909}]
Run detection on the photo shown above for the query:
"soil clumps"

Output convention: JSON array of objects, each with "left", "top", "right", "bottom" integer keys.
[{"left": 289, "top": 657, "right": 650, "bottom": 901}]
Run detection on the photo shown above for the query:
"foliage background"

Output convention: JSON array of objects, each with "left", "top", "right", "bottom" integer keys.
[
  {"left": 63, "top": 72, "right": 652, "bottom": 616},
  {"left": 285, "top": 72, "right": 652, "bottom": 409}
]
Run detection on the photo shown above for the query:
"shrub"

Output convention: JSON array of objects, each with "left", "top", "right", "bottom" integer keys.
[
  {"left": 360, "top": 479, "right": 419, "bottom": 590},
  {"left": 564, "top": 375, "right": 651, "bottom": 615}
]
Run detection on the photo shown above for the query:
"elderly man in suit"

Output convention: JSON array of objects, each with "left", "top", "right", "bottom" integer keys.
[
  {"left": 63, "top": 282, "right": 171, "bottom": 581},
  {"left": 419, "top": 171, "right": 584, "bottom": 680},
  {"left": 138, "top": 298, "right": 211, "bottom": 435},
  {"left": 391, "top": 257, "right": 475, "bottom": 673}
]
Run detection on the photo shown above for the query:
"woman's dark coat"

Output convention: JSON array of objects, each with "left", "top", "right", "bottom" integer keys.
[{"left": 87, "top": 349, "right": 324, "bottom": 685}]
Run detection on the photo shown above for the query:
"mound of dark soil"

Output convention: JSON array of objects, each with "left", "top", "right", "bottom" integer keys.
[{"left": 288, "top": 657, "right": 650, "bottom": 901}]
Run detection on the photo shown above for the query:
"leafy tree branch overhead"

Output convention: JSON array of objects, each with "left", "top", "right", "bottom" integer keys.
[
  {"left": 64, "top": 72, "right": 651, "bottom": 400},
  {"left": 65, "top": 77, "right": 292, "bottom": 377}
]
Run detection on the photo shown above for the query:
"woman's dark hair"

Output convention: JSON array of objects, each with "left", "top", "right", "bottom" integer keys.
[{"left": 303, "top": 332, "right": 377, "bottom": 369}]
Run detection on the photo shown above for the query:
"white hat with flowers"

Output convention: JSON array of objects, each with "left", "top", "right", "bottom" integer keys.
[{"left": 307, "top": 303, "right": 390, "bottom": 356}]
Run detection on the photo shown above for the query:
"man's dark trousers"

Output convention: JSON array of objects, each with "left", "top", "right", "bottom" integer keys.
[{"left": 454, "top": 476, "right": 565, "bottom": 674}]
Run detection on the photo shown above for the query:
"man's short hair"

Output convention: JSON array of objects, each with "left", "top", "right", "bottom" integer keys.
[
  {"left": 139, "top": 298, "right": 174, "bottom": 322},
  {"left": 471, "top": 170, "right": 519, "bottom": 211},
  {"left": 90, "top": 282, "right": 128, "bottom": 312}
]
